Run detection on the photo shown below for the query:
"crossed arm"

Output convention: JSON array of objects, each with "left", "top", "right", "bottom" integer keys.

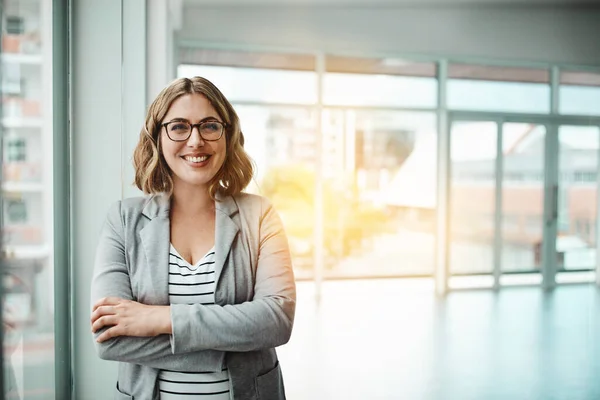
[{"left": 90, "top": 200, "right": 296, "bottom": 369}]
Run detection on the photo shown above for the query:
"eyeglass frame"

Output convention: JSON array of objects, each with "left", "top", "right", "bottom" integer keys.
[{"left": 161, "top": 118, "right": 228, "bottom": 142}]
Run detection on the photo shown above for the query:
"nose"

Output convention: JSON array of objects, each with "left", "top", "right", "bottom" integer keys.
[{"left": 187, "top": 125, "right": 205, "bottom": 147}]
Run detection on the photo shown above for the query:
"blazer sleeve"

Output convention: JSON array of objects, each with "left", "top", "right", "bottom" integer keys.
[
  {"left": 90, "top": 200, "right": 223, "bottom": 370},
  {"left": 169, "top": 198, "right": 296, "bottom": 353}
]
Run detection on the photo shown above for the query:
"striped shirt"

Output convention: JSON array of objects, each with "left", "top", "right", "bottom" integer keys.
[{"left": 159, "top": 245, "right": 232, "bottom": 400}]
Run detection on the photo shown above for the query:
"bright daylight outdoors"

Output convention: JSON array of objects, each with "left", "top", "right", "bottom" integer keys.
[
  {"left": 180, "top": 55, "right": 600, "bottom": 282},
  {"left": 179, "top": 60, "right": 439, "bottom": 279}
]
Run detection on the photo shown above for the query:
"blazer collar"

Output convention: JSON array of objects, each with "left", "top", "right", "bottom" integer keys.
[
  {"left": 141, "top": 193, "right": 170, "bottom": 220},
  {"left": 214, "top": 192, "right": 240, "bottom": 292},
  {"left": 141, "top": 192, "right": 239, "bottom": 220}
]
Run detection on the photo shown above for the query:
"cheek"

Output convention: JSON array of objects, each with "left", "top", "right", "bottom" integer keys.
[
  {"left": 160, "top": 136, "right": 175, "bottom": 159},
  {"left": 216, "top": 143, "right": 227, "bottom": 164}
]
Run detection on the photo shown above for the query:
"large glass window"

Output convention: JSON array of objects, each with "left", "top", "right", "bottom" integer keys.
[
  {"left": 2, "top": 0, "right": 54, "bottom": 398},
  {"left": 448, "top": 64, "right": 550, "bottom": 114},
  {"left": 179, "top": 53, "right": 439, "bottom": 280},
  {"left": 177, "top": 47, "right": 600, "bottom": 287}
]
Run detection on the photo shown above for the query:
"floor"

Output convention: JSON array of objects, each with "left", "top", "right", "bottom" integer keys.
[{"left": 277, "top": 279, "right": 600, "bottom": 400}]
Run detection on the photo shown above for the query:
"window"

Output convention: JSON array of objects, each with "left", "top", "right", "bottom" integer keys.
[
  {"left": 560, "top": 70, "right": 600, "bottom": 116},
  {"left": 178, "top": 48, "right": 318, "bottom": 105},
  {"left": 234, "top": 105, "right": 319, "bottom": 279},
  {"left": 6, "top": 16, "right": 24, "bottom": 35},
  {"left": 6, "top": 199, "right": 27, "bottom": 223},
  {"left": 324, "top": 55, "right": 437, "bottom": 108},
  {"left": 2, "top": 0, "right": 55, "bottom": 398},
  {"left": 324, "top": 110, "right": 437, "bottom": 277},
  {"left": 6, "top": 137, "right": 26, "bottom": 162},
  {"left": 448, "top": 64, "right": 550, "bottom": 113},
  {"left": 450, "top": 121, "right": 497, "bottom": 274}
]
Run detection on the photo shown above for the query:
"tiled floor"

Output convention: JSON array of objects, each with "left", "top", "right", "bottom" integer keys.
[{"left": 278, "top": 279, "right": 600, "bottom": 400}]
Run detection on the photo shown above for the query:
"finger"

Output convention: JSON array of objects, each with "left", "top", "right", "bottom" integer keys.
[
  {"left": 90, "top": 306, "right": 117, "bottom": 325},
  {"left": 92, "top": 315, "right": 118, "bottom": 333},
  {"left": 96, "top": 326, "right": 121, "bottom": 343},
  {"left": 92, "top": 297, "right": 123, "bottom": 311}
]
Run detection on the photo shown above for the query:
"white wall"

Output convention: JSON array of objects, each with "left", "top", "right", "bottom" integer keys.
[
  {"left": 72, "top": 0, "right": 123, "bottom": 397},
  {"left": 179, "top": 6, "right": 600, "bottom": 66}
]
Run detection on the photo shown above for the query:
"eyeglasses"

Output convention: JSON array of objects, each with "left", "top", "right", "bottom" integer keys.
[{"left": 162, "top": 119, "right": 226, "bottom": 142}]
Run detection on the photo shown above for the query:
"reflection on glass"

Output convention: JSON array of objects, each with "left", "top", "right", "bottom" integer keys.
[
  {"left": 501, "top": 123, "right": 546, "bottom": 272},
  {"left": 322, "top": 110, "right": 437, "bottom": 277},
  {"left": 450, "top": 121, "right": 497, "bottom": 274},
  {"left": 557, "top": 126, "right": 599, "bottom": 270},
  {"left": 2, "top": 0, "right": 55, "bottom": 398},
  {"left": 234, "top": 106, "right": 318, "bottom": 279}
]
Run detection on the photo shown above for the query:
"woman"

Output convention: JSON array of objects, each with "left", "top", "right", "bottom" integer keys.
[{"left": 90, "top": 76, "right": 296, "bottom": 400}]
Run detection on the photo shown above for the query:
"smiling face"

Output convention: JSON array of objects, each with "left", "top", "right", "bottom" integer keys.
[{"left": 160, "top": 94, "right": 227, "bottom": 192}]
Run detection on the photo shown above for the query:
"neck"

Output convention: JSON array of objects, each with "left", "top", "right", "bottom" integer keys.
[{"left": 170, "top": 181, "right": 215, "bottom": 216}]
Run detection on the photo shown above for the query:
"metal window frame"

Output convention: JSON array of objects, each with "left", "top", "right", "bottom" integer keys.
[
  {"left": 53, "top": 0, "right": 72, "bottom": 398},
  {"left": 173, "top": 39, "right": 600, "bottom": 295}
]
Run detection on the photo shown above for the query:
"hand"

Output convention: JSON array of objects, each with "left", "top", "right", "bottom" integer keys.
[{"left": 91, "top": 297, "right": 172, "bottom": 343}]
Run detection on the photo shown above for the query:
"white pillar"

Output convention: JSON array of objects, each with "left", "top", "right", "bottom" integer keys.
[
  {"left": 121, "top": 0, "right": 147, "bottom": 199},
  {"left": 71, "top": 0, "right": 145, "bottom": 397},
  {"left": 146, "top": 0, "right": 180, "bottom": 103},
  {"left": 435, "top": 60, "right": 449, "bottom": 296}
]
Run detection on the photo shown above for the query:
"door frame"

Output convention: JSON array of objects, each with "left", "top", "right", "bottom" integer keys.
[{"left": 445, "top": 111, "right": 600, "bottom": 290}]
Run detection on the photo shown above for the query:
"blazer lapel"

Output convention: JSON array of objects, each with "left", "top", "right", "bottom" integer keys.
[
  {"left": 139, "top": 194, "right": 171, "bottom": 305},
  {"left": 214, "top": 194, "right": 239, "bottom": 291}
]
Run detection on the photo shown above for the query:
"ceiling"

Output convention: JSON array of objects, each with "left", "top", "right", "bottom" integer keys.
[{"left": 183, "top": 0, "right": 600, "bottom": 6}]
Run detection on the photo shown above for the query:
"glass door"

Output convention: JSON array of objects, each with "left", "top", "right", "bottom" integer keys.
[
  {"left": 500, "top": 123, "right": 547, "bottom": 276},
  {"left": 448, "top": 115, "right": 600, "bottom": 289},
  {"left": 448, "top": 118, "right": 551, "bottom": 288}
]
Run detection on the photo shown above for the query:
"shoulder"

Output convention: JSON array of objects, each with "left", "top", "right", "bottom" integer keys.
[
  {"left": 231, "top": 192, "right": 274, "bottom": 216},
  {"left": 105, "top": 195, "right": 156, "bottom": 223},
  {"left": 121, "top": 195, "right": 153, "bottom": 212}
]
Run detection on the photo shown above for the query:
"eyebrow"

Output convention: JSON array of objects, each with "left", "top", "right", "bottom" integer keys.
[{"left": 167, "top": 117, "right": 222, "bottom": 124}]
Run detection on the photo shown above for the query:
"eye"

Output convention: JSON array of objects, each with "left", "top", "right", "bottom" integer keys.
[
  {"left": 203, "top": 122, "right": 221, "bottom": 132},
  {"left": 170, "top": 123, "right": 189, "bottom": 131}
]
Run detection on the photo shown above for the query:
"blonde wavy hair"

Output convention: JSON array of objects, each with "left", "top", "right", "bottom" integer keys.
[{"left": 133, "top": 76, "right": 254, "bottom": 199}]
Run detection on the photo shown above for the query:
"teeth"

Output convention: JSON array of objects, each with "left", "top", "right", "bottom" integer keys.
[{"left": 184, "top": 155, "right": 209, "bottom": 163}]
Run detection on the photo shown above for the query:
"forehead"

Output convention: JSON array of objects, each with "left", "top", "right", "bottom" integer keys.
[{"left": 164, "top": 93, "right": 219, "bottom": 121}]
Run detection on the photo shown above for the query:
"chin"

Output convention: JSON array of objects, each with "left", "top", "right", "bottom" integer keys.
[{"left": 182, "top": 174, "right": 217, "bottom": 188}]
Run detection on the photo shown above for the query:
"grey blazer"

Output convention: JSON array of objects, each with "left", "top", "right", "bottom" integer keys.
[{"left": 90, "top": 193, "right": 296, "bottom": 400}]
